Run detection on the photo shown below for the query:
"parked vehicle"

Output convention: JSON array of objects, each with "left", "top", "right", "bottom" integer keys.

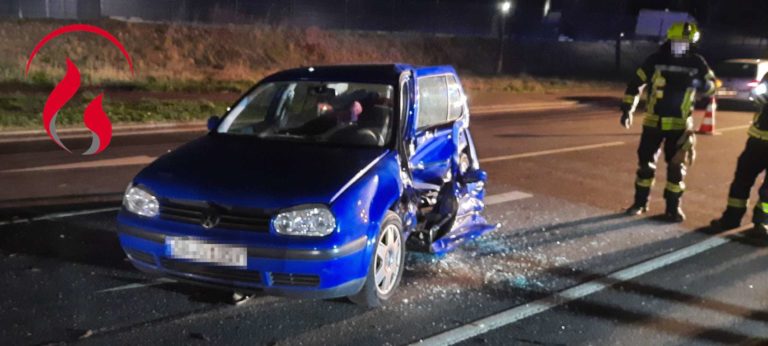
[
  {"left": 117, "top": 64, "right": 496, "bottom": 306},
  {"left": 715, "top": 59, "right": 768, "bottom": 104}
]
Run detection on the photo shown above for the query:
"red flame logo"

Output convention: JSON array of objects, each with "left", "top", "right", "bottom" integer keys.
[{"left": 26, "top": 24, "right": 134, "bottom": 155}]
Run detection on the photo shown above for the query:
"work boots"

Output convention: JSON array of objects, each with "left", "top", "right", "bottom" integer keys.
[
  {"left": 710, "top": 206, "right": 746, "bottom": 231},
  {"left": 626, "top": 187, "right": 650, "bottom": 215},
  {"left": 751, "top": 205, "right": 767, "bottom": 237},
  {"left": 664, "top": 197, "right": 686, "bottom": 223},
  {"left": 625, "top": 203, "right": 649, "bottom": 215},
  {"left": 754, "top": 223, "right": 768, "bottom": 236}
]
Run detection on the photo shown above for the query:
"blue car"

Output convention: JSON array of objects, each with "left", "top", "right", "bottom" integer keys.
[{"left": 117, "top": 64, "right": 496, "bottom": 306}]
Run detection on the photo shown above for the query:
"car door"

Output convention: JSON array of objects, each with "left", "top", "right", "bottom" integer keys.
[
  {"left": 407, "top": 69, "right": 496, "bottom": 253},
  {"left": 409, "top": 72, "right": 459, "bottom": 189}
]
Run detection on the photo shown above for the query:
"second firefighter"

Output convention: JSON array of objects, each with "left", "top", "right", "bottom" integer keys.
[{"left": 620, "top": 22, "right": 716, "bottom": 222}]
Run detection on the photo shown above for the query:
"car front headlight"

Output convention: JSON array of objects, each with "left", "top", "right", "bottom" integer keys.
[
  {"left": 272, "top": 205, "right": 336, "bottom": 237},
  {"left": 123, "top": 184, "right": 159, "bottom": 217}
]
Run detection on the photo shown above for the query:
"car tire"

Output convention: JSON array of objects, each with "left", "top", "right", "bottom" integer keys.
[{"left": 349, "top": 211, "right": 405, "bottom": 308}]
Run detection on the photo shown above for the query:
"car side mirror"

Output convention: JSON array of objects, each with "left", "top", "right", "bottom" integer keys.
[
  {"left": 460, "top": 169, "right": 487, "bottom": 184},
  {"left": 207, "top": 116, "right": 220, "bottom": 132}
]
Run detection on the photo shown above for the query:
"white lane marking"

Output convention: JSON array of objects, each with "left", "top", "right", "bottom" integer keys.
[
  {"left": 484, "top": 191, "right": 533, "bottom": 205},
  {"left": 472, "top": 102, "right": 585, "bottom": 115},
  {"left": 97, "top": 278, "right": 176, "bottom": 293},
  {"left": 717, "top": 124, "right": 751, "bottom": 133},
  {"left": 0, "top": 207, "right": 120, "bottom": 226},
  {"left": 411, "top": 235, "right": 731, "bottom": 346},
  {"left": 480, "top": 141, "right": 625, "bottom": 163},
  {"left": 1, "top": 155, "right": 156, "bottom": 173}
]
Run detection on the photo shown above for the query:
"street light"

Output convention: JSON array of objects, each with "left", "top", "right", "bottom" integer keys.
[
  {"left": 499, "top": 1, "right": 512, "bottom": 15},
  {"left": 496, "top": 1, "right": 513, "bottom": 74}
]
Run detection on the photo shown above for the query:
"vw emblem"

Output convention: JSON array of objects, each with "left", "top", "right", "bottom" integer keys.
[{"left": 201, "top": 213, "right": 220, "bottom": 229}]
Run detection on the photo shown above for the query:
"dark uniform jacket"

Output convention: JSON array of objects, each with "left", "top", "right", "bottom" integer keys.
[{"left": 622, "top": 47, "right": 716, "bottom": 131}]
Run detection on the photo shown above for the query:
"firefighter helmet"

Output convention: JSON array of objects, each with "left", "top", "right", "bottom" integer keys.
[{"left": 667, "top": 22, "right": 700, "bottom": 43}]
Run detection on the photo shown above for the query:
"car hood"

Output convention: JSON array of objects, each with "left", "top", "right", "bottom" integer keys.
[{"left": 135, "top": 135, "right": 389, "bottom": 209}]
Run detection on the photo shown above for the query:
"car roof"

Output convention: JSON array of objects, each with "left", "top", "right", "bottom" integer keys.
[
  {"left": 259, "top": 64, "right": 459, "bottom": 85},
  {"left": 721, "top": 59, "right": 766, "bottom": 65},
  {"left": 261, "top": 64, "right": 416, "bottom": 85}
]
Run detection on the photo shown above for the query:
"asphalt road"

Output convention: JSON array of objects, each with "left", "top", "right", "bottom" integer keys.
[{"left": 1, "top": 100, "right": 767, "bottom": 345}]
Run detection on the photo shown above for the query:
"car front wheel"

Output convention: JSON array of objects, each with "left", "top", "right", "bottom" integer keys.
[{"left": 349, "top": 211, "right": 405, "bottom": 307}]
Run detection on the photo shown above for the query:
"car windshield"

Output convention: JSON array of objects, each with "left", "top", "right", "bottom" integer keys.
[
  {"left": 217, "top": 81, "right": 395, "bottom": 147},
  {"left": 716, "top": 62, "right": 757, "bottom": 79}
]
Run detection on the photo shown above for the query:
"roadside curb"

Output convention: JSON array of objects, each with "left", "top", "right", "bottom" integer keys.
[
  {"left": 0, "top": 101, "right": 588, "bottom": 141},
  {"left": 0, "top": 122, "right": 207, "bottom": 143},
  {"left": 0, "top": 121, "right": 206, "bottom": 137}
]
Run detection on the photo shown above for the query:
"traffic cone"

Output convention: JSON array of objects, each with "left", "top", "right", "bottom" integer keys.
[{"left": 697, "top": 96, "right": 718, "bottom": 135}]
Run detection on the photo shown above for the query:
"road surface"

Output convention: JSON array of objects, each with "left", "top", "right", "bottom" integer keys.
[{"left": 1, "top": 99, "right": 766, "bottom": 345}]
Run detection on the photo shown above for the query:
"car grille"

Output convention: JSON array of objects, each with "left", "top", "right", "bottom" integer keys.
[
  {"left": 160, "top": 259, "right": 262, "bottom": 284},
  {"left": 125, "top": 248, "right": 156, "bottom": 266},
  {"left": 270, "top": 273, "right": 321, "bottom": 287},
  {"left": 159, "top": 199, "right": 272, "bottom": 232}
]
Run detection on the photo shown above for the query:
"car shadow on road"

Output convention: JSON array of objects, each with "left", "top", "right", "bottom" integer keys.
[
  {"left": 94, "top": 272, "right": 245, "bottom": 304},
  {"left": 0, "top": 199, "right": 258, "bottom": 307},
  {"left": 0, "top": 196, "right": 122, "bottom": 220},
  {"left": 0, "top": 214, "right": 133, "bottom": 272}
]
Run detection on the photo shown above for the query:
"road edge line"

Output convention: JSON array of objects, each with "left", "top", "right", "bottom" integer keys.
[
  {"left": 411, "top": 235, "right": 732, "bottom": 346},
  {"left": 480, "top": 141, "right": 625, "bottom": 163}
]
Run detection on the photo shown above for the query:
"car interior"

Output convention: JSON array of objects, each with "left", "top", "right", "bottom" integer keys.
[{"left": 223, "top": 82, "right": 393, "bottom": 147}]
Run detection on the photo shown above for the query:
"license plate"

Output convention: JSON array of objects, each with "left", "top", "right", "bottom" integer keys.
[
  {"left": 717, "top": 89, "right": 737, "bottom": 96},
  {"left": 167, "top": 237, "right": 247, "bottom": 267}
]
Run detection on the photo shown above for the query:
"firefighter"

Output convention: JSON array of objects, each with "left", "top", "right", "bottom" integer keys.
[
  {"left": 620, "top": 22, "right": 716, "bottom": 222},
  {"left": 711, "top": 79, "right": 768, "bottom": 235}
]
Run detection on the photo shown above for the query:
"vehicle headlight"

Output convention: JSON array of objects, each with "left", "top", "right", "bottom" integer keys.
[
  {"left": 123, "top": 184, "right": 159, "bottom": 217},
  {"left": 272, "top": 206, "right": 336, "bottom": 237}
]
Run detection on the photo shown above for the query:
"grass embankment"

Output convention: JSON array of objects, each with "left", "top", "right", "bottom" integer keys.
[
  {"left": 0, "top": 20, "right": 621, "bottom": 130},
  {"left": 0, "top": 91, "right": 227, "bottom": 129}
]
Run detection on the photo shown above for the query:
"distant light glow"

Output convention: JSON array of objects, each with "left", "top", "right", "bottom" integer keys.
[
  {"left": 308, "top": 67, "right": 315, "bottom": 72},
  {"left": 499, "top": 1, "right": 512, "bottom": 15}
]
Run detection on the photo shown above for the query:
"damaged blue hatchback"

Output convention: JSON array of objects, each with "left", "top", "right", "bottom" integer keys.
[{"left": 117, "top": 64, "right": 496, "bottom": 306}]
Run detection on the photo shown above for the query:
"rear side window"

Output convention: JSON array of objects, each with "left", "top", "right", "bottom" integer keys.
[
  {"left": 417, "top": 76, "right": 449, "bottom": 129},
  {"left": 716, "top": 62, "right": 758, "bottom": 79},
  {"left": 447, "top": 75, "right": 464, "bottom": 120}
]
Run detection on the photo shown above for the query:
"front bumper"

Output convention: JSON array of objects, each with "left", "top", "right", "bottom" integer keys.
[{"left": 117, "top": 223, "right": 370, "bottom": 299}]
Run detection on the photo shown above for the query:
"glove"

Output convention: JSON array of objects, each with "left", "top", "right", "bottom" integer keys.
[
  {"left": 691, "top": 78, "right": 702, "bottom": 90},
  {"left": 752, "top": 83, "right": 768, "bottom": 104},
  {"left": 692, "top": 78, "right": 715, "bottom": 96},
  {"left": 620, "top": 110, "right": 633, "bottom": 129},
  {"left": 671, "top": 131, "right": 696, "bottom": 166}
]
